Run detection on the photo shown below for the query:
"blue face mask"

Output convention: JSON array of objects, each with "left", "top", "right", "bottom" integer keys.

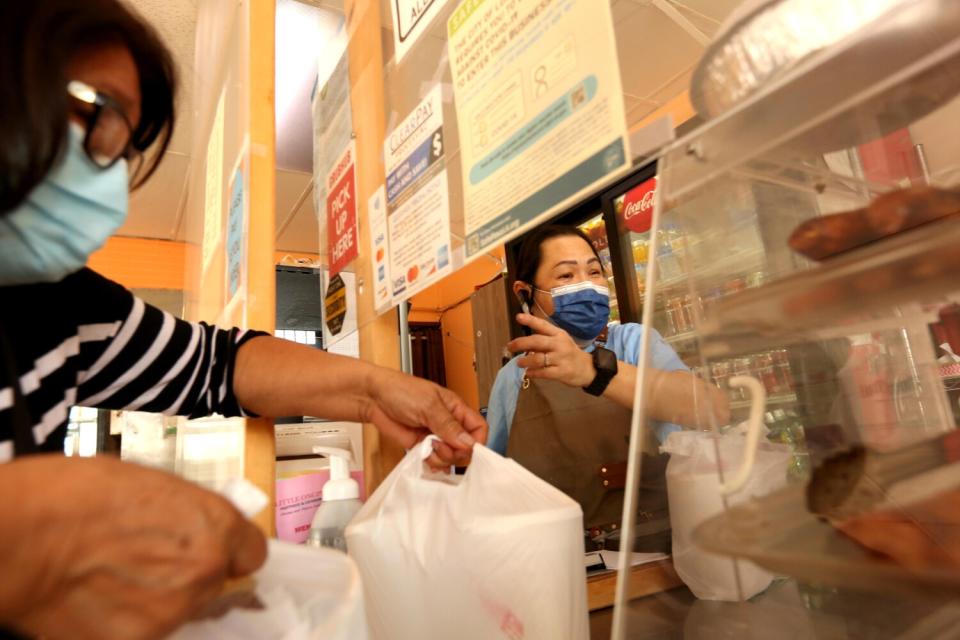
[
  {"left": 536, "top": 281, "right": 610, "bottom": 343},
  {"left": 0, "top": 124, "right": 128, "bottom": 285}
]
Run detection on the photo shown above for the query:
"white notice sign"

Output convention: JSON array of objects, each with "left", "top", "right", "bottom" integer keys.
[
  {"left": 383, "top": 85, "right": 452, "bottom": 302},
  {"left": 447, "top": 0, "right": 629, "bottom": 260},
  {"left": 367, "top": 186, "right": 392, "bottom": 314},
  {"left": 390, "top": 0, "right": 453, "bottom": 65}
]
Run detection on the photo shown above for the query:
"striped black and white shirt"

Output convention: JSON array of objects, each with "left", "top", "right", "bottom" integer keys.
[{"left": 0, "top": 268, "right": 267, "bottom": 461}]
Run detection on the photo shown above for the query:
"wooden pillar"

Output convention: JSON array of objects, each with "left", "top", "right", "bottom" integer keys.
[
  {"left": 344, "top": 0, "right": 405, "bottom": 493},
  {"left": 184, "top": 0, "right": 277, "bottom": 536},
  {"left": 243, "top": 0, "right": 277, "bottom": 536}
]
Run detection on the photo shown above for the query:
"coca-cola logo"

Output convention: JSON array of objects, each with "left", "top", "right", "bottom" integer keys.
[
  {"left": 624, "top": 191, "right": 654, "bottom": 218},
  {"left": 620, "top": 177, "right": 656, "bottom": 234}
]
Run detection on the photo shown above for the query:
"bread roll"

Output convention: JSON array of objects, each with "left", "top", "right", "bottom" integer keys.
[{"left": 789, "top": 186, "right": 960, "bottom": 260}]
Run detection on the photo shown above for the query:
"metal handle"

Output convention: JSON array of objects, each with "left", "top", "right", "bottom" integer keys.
[{"left": 720, "top": 375, "right": 767, "bottom": 495}]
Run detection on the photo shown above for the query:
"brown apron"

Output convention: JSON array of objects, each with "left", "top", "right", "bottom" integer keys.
[{"left": 506, "top": 376, "right": 671, "bottom": 551}]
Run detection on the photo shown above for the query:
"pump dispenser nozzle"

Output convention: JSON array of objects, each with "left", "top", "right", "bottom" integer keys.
[{"left": 313, "top": 446, "right": 359, "bottom": 501}]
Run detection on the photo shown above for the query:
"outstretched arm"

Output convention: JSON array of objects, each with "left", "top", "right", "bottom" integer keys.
[
  {"left": 233, "top": 336, "right": 488, "bottom": 467},
  {"left": 509, "top": 314, "right": 729, "bottom": 429}
]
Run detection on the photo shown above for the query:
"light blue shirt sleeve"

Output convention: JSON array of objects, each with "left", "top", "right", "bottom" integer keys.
[
  {"left": 485, "top": 357, "right": 524, "bottom": 455},
  {"left": 606, "top": 323, "right": 688, "bottom": 444}
]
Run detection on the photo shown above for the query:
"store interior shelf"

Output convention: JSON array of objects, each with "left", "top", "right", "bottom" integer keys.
[
  {"left": 729, "top": 392, "right": 797, "bottom": 412},
  {"left": 664, "top": 330, "right": 698, "bottom": 345},
  {"left": 693, "top": 483, "right": 960, "bottom": 596},
  {"left": 640, "top": 246, "right": 767, "bottom": 311},
  {"left": 697, "top": 216, "right": 960, "bottom": 357}
]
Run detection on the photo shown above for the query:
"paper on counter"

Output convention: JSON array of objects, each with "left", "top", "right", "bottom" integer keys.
[{"left": 598, "top": 550, "right": 669, "bottom": 571}]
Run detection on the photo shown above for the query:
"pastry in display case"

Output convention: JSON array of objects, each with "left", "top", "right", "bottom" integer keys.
[{"left": 613, "top": 0, "right": 960, "bottom": 636}]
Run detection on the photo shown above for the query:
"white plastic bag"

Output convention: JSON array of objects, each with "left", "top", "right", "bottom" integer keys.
[
  {"left": 170, "top": 540, "right": 368, "bottom": 640},
  {"left": 346, "top": 437, "right": 589, "bottom": 640},
  {"left": 661, "top": 429, "right": 792, "bottom": 601}
]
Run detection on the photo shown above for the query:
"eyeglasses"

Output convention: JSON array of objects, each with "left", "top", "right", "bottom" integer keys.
[{"left": 66, "top": 80, "right": 142, "bottom": 178}]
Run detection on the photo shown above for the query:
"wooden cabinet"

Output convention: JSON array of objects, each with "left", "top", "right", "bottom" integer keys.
[{"left": 471, "top": 276, "right": 512, "bottom": 410}]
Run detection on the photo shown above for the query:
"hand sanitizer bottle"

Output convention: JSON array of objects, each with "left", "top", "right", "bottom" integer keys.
[{"left": 307, "top": 446, "right": 361, "bottom": 552}]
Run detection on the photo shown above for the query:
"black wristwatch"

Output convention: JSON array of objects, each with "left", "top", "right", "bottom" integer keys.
[{"left": 583, "top": 347, "right": 618, "bottom": 396}]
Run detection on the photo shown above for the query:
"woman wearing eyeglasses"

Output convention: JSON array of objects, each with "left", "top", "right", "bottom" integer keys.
[{"left": 0, "top": 2, "right": 486, "bottom": 638}]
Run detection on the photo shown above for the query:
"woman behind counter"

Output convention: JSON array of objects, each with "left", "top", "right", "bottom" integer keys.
[
  {"left": 487, "top": 225, "right": 729, "bottom": 538},
  {"left": 0, "top": 2, "right": 485, "bottom": 638}
]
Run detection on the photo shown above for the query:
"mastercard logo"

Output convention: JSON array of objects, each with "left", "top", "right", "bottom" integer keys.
[
  {"left": 407, "top": 265, "right": 419, "bottom": 282},
  {"left": 376, "top": 247, "right": 384, "bottom": 262}
]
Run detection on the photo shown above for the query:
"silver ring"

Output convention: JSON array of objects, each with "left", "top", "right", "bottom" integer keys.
[{"left": 543, "top": 352, "right": 550, "bottom": 368}]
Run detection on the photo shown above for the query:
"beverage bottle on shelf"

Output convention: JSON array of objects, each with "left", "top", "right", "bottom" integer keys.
[
  {"left": 710, "top": 361, "right": 731, "bottom": 393},
  {"left": 664, "top": 296, "right": 683, "bottom": 337},
  {"left": 756, "top": 353, "right": 781, "bottom": 395},
  {"left": 656, "top": 225, "right": 682, "bottom": 281},
  {"left": 732, "top": 358, "right": 753, "bottom": 400},
  {"left": 680, "top": 294, "right": 697, "bottom": 331},
  {"left": 840, "top": 335, "right": 899, "bottom": 450},
  {"left": 764, "top": 409, "right": 809, "bottom": 481},
  {"left": 772, "top": 349, "right": 795, "bottom": 392}
]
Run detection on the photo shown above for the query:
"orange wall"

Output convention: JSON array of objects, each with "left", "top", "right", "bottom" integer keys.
[
  {"left": 89, "top": 236, "right": 319, "bottom": 292},
  {"left": 630, "top": 89, "right": 696, "bottom": 133},
  {"left": 409, "top": 249, "right": 505, "bottom": 410},
  {"left": 89, "top": 237, "right": 186, "bottom": 290}
]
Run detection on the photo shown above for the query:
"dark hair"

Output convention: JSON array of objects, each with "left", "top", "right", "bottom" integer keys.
[
  {"left": 0, "top": 0, "right": 176, "bottom": 213},
  {"left": 514, "top": 225, "right": 604, "bottom": 289}
]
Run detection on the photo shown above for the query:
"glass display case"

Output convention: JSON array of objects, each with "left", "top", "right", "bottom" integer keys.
[
  {"left": 614, "top": 1, "right": 960, "bottom": 637},
  {"left": 579, "top": 213, "right": 621, "bottom": 324}
]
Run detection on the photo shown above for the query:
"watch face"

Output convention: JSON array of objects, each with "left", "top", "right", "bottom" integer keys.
[{"left": 594, "top": 347, "right": 618, "bottom": 373}]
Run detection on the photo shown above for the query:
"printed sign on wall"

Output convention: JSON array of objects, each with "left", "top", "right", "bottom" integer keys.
[
  {"left": 367, "top": 186, "right": 393, "bottom": 314},
  {"left": 322, "top": 270, "right": 358, "bottom": 350},
  {"left": 312, "top": 46, "right": 353, "bottom": 215},
  {"left": 225, "top": 166, "right": 247, "bottom": 299},
  {"left": 390, "top": 0, "right": 453, "bottom": 65},
  {"left": 448, "top": 0, "right": 629, "bottom": 261},
  {"left": 326, "top": 141, "right": 359, "bottom": 278},
  {"left": 383, "top": 85, "right": 452, "bottom": 303}
]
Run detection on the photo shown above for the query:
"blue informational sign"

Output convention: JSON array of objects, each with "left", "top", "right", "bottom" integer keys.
[{"left": 226, "top": 167, "right": 245, "bottom": 298}]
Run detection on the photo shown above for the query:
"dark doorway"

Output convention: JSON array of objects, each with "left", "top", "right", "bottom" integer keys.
[{"left": 410, "top": 323, "right": 446, "bottom": 386}]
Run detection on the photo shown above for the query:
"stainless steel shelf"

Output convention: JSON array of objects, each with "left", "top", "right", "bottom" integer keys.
[{"left": 698, "top": 216, "right": 960, "bottom": 358}]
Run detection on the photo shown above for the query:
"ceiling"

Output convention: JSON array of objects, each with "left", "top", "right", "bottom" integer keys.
[{"left": 121, "top": 0, "right": 745, "bottom": 255}]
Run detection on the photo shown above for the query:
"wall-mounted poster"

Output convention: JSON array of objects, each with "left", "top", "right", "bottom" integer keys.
[
  {"left": 225, "top": 165, "right": 247, "bottom": 300},
  {"left": 322, "top": 269, "right": 358, "bottom": 351},
  {"left": 326, "top": 141, "right": 359, "bottom": 278},
  {"left": 390, "top": 0, "right": 454, "bottom": 65},
  {"left": 383, "top": 85, "right": 452, "bottom": 302},
  {"left": 367, "top": 186, "right": 393, "bottom": 314},
  {"left": 447, "top": 0, "right": 629, "bottom": 260},
  {"left": 311, "top": 46, "right": 352, "bottom": 217}
]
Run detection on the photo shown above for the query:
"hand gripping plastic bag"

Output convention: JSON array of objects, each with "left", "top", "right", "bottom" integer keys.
[
  {"left": 661, "top": 428, "right": 792, "bottom": 601},
  {"left": 345, "top": 437, "right": 589, "bottom": 640}
]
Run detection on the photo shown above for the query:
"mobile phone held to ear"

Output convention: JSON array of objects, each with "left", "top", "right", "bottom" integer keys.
[{"left": 516, "top": 290, "right": 533, "bottom": 337}]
